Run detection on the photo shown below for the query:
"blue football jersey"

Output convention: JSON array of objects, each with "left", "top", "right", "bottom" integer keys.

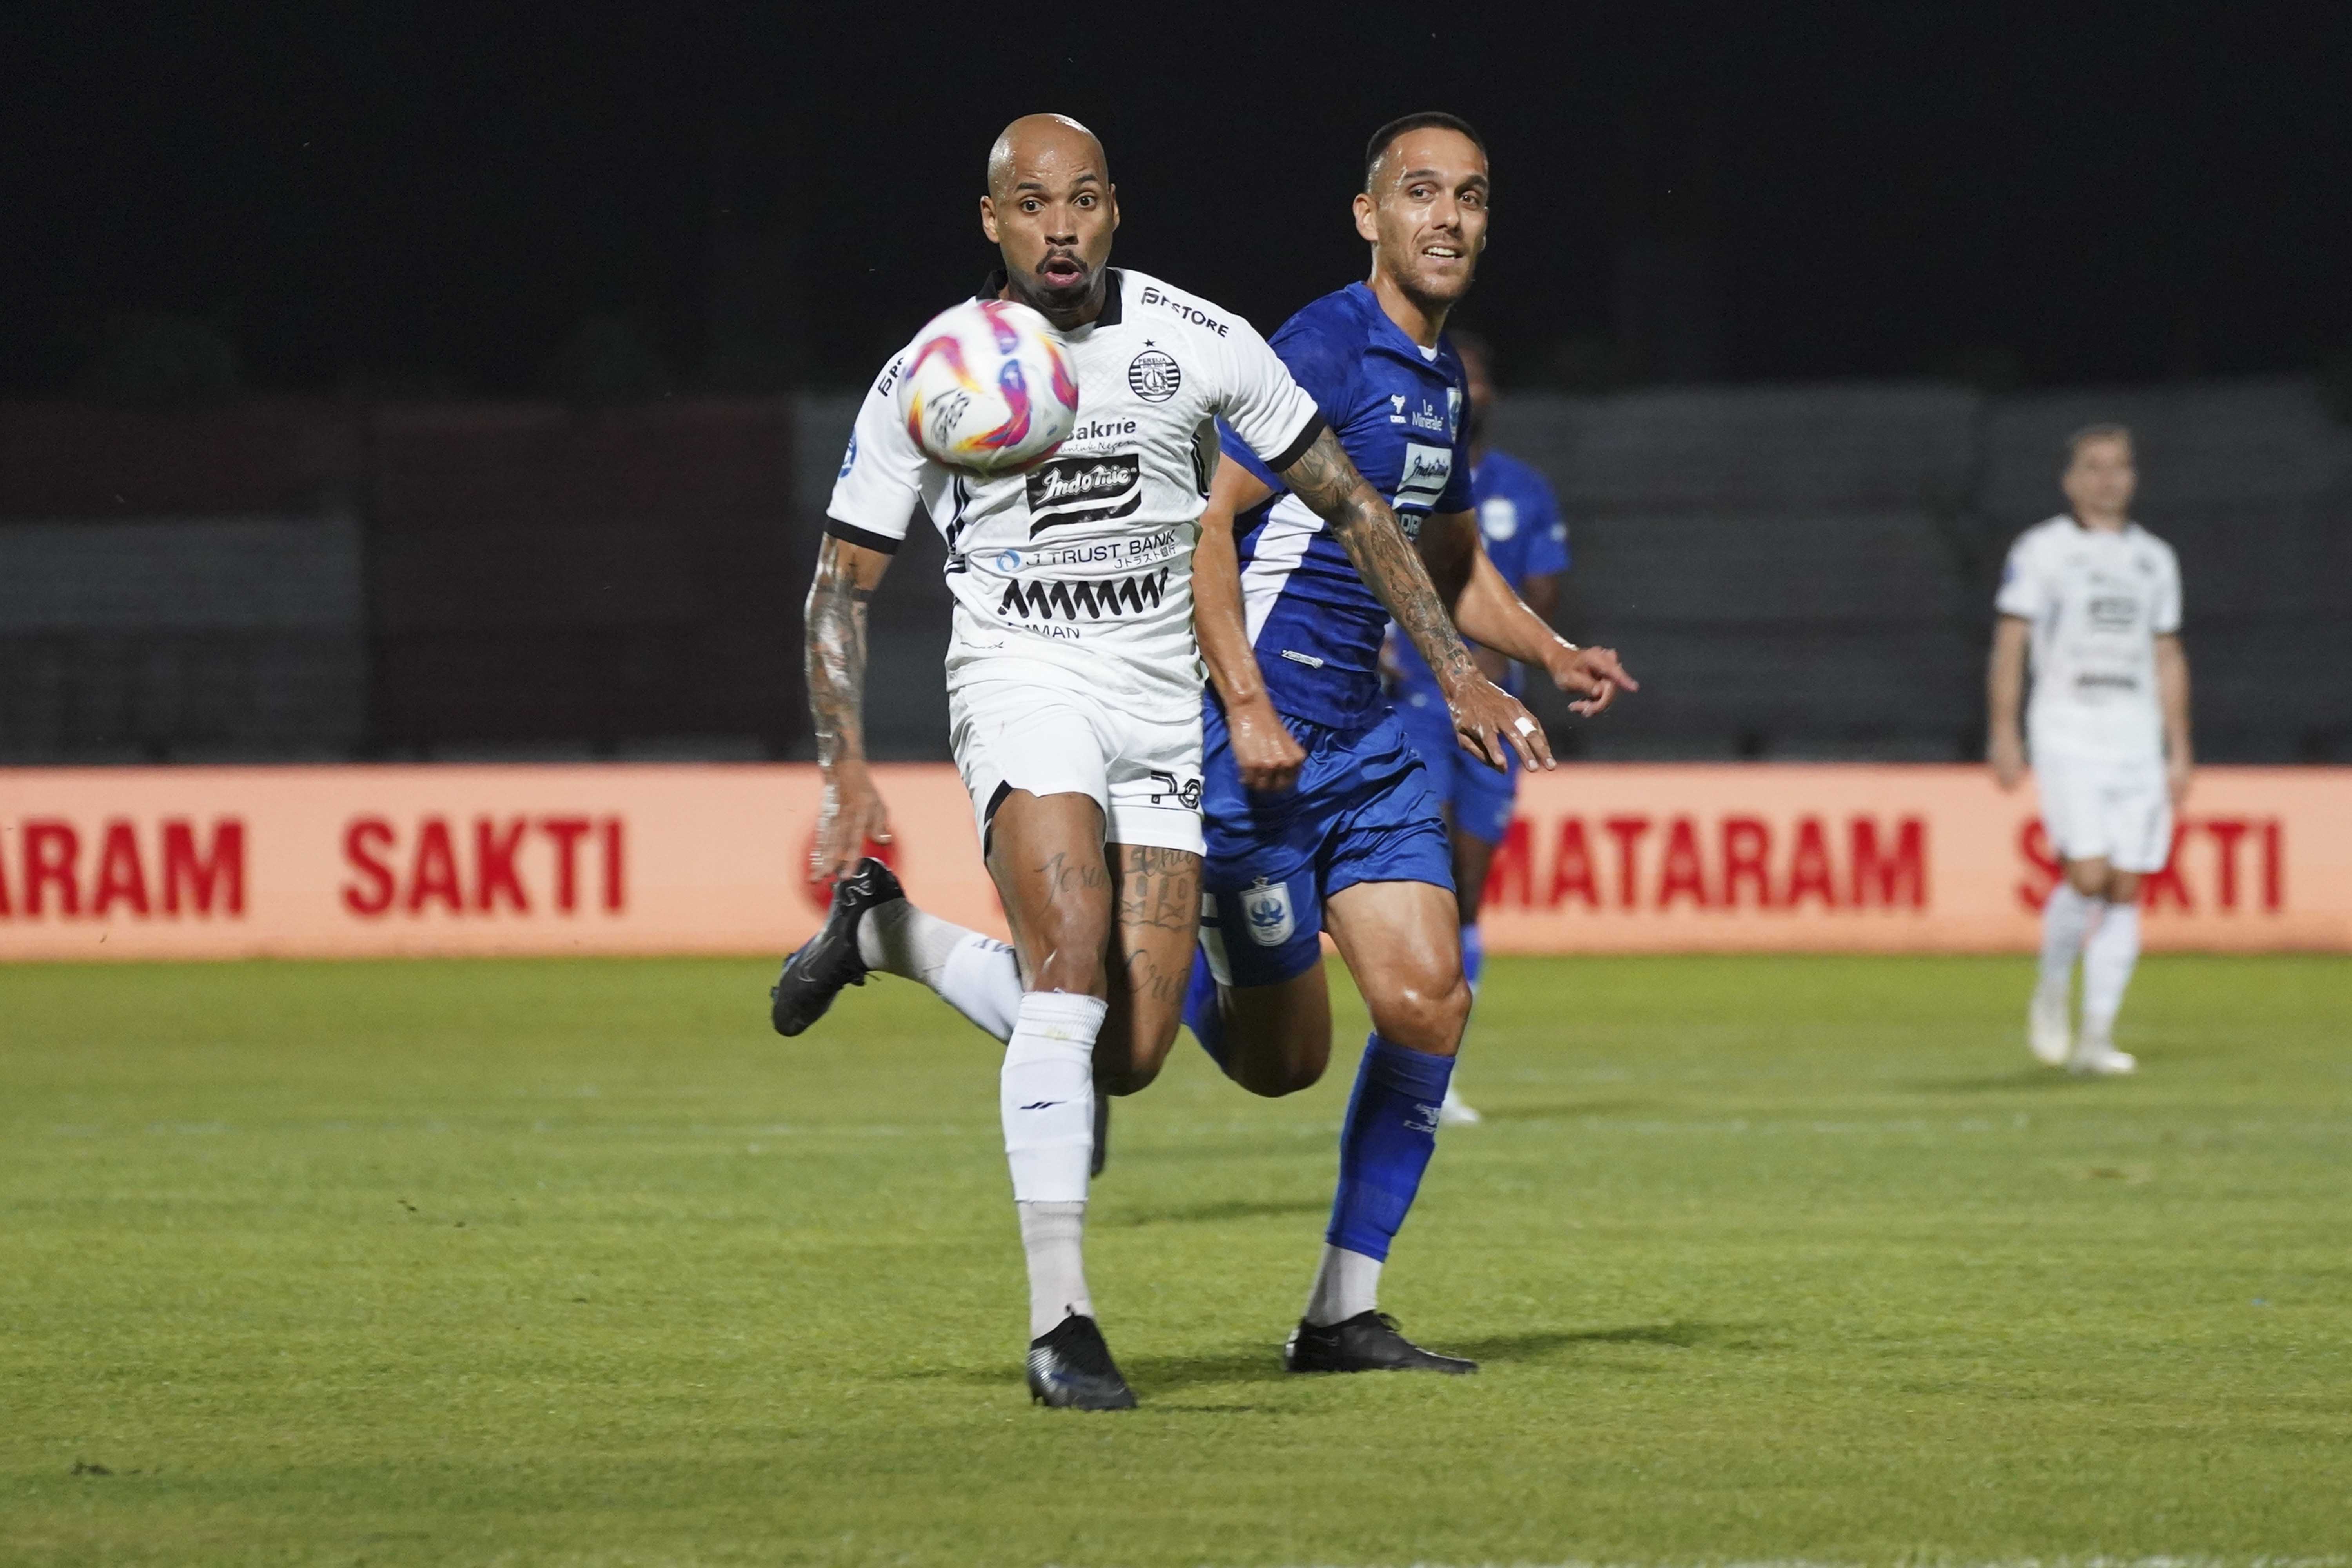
[
  {"left": 1386, "top": 448, "right": 1571, "bottom": 702},
  {"left": 1216, "top": 283, "right": 1474, "bottom": 729}
]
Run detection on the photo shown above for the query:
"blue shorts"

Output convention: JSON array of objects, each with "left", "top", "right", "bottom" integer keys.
[
  {"left": 1199, "top": 701, "right": 1453, "bottom": 989},
  {"left": 1391, "top": 685, "right": 1519, "bottom": 846}
]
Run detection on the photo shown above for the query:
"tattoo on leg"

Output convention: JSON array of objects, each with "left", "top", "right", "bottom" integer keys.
[
  {"left": 1033, "top": 851, "right": 1111, "bottom": 900},
  {"left": 1114, "top": 844, "right": 1200, "bottom": 932}
]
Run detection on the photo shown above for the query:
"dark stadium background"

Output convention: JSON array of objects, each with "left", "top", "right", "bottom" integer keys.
[{"left": 5, "top": 4, "right": 2349, "bottom": 764}]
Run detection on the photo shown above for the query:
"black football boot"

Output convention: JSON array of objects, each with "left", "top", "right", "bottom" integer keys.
[
  {"left": 1282, "top": 1310, "right": 1478, "bottom": 1374},
  {"left": 1025, "top": 1313, "right": 1139, "bottom": 1410},
  {"left": 769, "top": 857, "right": 903, "bottom": 1036}
]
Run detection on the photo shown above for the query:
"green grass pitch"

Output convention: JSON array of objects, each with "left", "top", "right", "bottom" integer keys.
[{"left": 3, "top": 953, "right": 2348, "bottom": 1566}]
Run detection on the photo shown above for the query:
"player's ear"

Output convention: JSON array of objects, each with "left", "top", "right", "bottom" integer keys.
[
  {"left": 1352, "top": 191, "right": 1378, "bottom": 244},
  {"left": 1106, "top": 184, "right": 1119, "bottom": 234},
  {"left": 979, "top": 195, "right": 1000, "bottom": 244}
]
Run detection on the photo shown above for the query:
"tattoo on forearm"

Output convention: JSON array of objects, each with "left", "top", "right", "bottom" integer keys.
[
  {"left": 1283, "top": 428, "right": 1477, "bottom": 686},
  {"left": 805, "top": 537, "right": 874, "bottom": 769}
]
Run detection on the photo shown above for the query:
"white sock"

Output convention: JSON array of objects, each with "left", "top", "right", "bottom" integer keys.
[
  {"left": 2081, "top": 899, "right": 2141, "bottom": 1041},
  {"left": 858, "top": 900, "right": 1023, "bottom": 1042},
  {"left": 1016, "top": 1201, "right": 1092, "bottom": 1339},
  {"left": 1303, "top": 1243, "right": 1382, "bottom": 1328},
  {"left": 2039, "top": 881, "right": 2096, "bottom": 993},
  {"left": 1001, "top": 991, "right": 1106, "bottom": 1336}
]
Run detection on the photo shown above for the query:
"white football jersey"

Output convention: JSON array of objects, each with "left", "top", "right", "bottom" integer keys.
[
  {"left": 827, "top": 268, "right": 1324, "bottom": 715},
  {"left": 1995, "top": 514, "right": 2182, "bottom": 762}
]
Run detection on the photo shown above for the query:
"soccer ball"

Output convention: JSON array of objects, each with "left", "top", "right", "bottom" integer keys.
[{"left": 897, "top": 298, "right": 1080, "bottom": 474}]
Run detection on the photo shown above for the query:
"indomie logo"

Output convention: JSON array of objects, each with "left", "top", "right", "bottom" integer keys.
[
  {"left": 1025, "top": 454, "right": 1142, "bottom": 534},
  {"left": 996, "top": 569, "right": 1169, "bottom": 621}
]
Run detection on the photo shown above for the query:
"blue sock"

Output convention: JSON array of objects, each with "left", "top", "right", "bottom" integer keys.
[
  {"left": 1325, "top": 1034, "right": 1455, "bottom": 1261},
  {"left": 1460, "top": 923, "right": 1484, "bottom": 994},
  {"left": 1184, "top": 947, "right": 1229, "bottom": 1070}
]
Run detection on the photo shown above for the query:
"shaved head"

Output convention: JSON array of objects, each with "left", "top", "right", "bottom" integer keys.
[
  {"left": 979, "top": 112, "right": 1120, "bottom": 328},
  {"left": 987, "top": 113, "right": 1108, "bottom": 199}
]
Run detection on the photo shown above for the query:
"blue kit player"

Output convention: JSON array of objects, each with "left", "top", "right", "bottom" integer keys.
[
  {"left": 1380, "top": 331, "right": 1572, "bottom": 1125},
  {"left": 1186, "top": 113, "right": 1635, "bottom": 1374}
]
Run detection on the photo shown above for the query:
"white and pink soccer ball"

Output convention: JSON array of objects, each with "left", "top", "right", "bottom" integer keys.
[{"left": 896, "top": 298, "right": 1080, "bottom": 475}]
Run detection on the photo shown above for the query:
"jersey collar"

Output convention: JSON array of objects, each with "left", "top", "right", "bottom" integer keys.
[
  {"left": 976, "top": 267, "right": 1124, "bottom": 328},
  {"left": 1346, "top": 280, "right": 1445, "bottom": 370}
]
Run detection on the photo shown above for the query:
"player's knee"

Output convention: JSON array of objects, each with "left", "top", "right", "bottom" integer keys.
[
  {"left": 1098, "top": 1056, "right": 1163, "bottom": 1096},
  {"left": 2064, "top": 859, "right": 2110, "bottom": 897},
  {"left": 1227, "top": 1051, "right": 1325, "bottom": 1098},
  {"left": 1096, "top": 1017, "right": 1179, "bottom": 1096},
  {"left": 1366, "top": 968, "right": 1470, "bottom": 1055},
  {"left": 2107, "top": 872, "right": 2141, "bottom": 904}
]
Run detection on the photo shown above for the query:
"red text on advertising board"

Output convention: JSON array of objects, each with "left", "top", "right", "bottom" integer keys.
[
  {"left": 2016, "top": 817, "right": 2283, "bottom": 914},
  {"left": 1483, "top": 813, "right": 1927, "bottom": 913},
  {"left": 0, "top": 818, "right": 245, "bottom": 920},
  {"left": 342, "top": 815, "right": 626, "bottom": 917}
]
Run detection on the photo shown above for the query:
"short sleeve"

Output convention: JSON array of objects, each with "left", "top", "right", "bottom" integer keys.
[
  {"left": 1522, "top": 471, "right": 1570, "bottom": 577},
  {"left": 824, "top": 354, "right": 926, "bottom": 553},
  {"left": 1993, "top": 533, "right": 2044, "bottom": 620},
  {"left": 1215, "top": 316, "right": 1328, "bottom": 473},
  {"left": 2150, "top": 542, "right": 2183, "bottom": 634},
  {"left": 1216, "top": 419, "right": 1284, "bottom": 495}
]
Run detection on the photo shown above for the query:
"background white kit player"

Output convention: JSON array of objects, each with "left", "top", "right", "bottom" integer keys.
[{"left": 1989, "top": 424, "right": 2192, "bottom": 1076}]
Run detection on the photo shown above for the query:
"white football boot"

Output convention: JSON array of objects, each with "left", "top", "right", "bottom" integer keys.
[
  {"left": 1438, "top": 1083, "right": 1483, "bottom": 1126},
  {"left": 2068, "top": 1033, "right": 2138, "bottom": 1076},
  {"left": 2028, "top": 981, "right": 2073, "bottom": 1067}
]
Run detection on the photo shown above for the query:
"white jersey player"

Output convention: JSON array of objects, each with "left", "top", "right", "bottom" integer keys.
[
  {"left": 827, "top": 265, "right": 1322, "bottom": 853},
  {"left": 1989, "top": 423, "right": 2193, "bottom": 1075},
  {"left": 769, "top": 113, "right": 1537, "bottom": 1410}
]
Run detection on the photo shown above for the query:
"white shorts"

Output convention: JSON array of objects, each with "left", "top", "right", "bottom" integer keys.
[
  {"left": 949, "top": 673, "right": 1204, "bottom": 856},
  {"left": 2034, "top": 751, "right": 2172, "bottom": 872}
]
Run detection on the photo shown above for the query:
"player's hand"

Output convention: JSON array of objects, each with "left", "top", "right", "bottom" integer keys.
[
  {"left": 1541, "top": 641, "right": 1639, "bottom": 717},
  {"left": 2167, "top": 754, "right": 2194, "bottom": 809},
  {"left": 1227, "top": 695, "right": 1305, "bottom": 794},
  {"left": 1989, "top": 729, "right": 2027, "bottom": 792},
  {"left": 811, "top": 764, "right": 893, "bottom": 882},
  {"left": 1447, "top": 674, "right": 1554, "bottom": 773}
]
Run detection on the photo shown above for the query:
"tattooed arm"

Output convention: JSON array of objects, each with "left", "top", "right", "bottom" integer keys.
[
  {"left": 806, "top": 534, "right": 896, "bottom": 880},
  {"left": 1275, "top": 426, "right": 1552, "bottom": 771}
]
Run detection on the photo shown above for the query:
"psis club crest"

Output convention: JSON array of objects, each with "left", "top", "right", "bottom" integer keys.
[
  {"left": 1239, "top": 877, "right": 1294, "bottom": 947},
  {"left": 1127, "top": 349, "right": 1181, "bottom": 403}
]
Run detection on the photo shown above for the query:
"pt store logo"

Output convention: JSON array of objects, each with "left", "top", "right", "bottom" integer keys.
[{"left": 1127, "top": 349, "right": 1181, "bottom": 403}]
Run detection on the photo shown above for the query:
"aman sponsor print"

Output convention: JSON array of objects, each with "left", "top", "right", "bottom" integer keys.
[{"left": 2, "top": 764, "right": 2342, "bottom": 960}]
